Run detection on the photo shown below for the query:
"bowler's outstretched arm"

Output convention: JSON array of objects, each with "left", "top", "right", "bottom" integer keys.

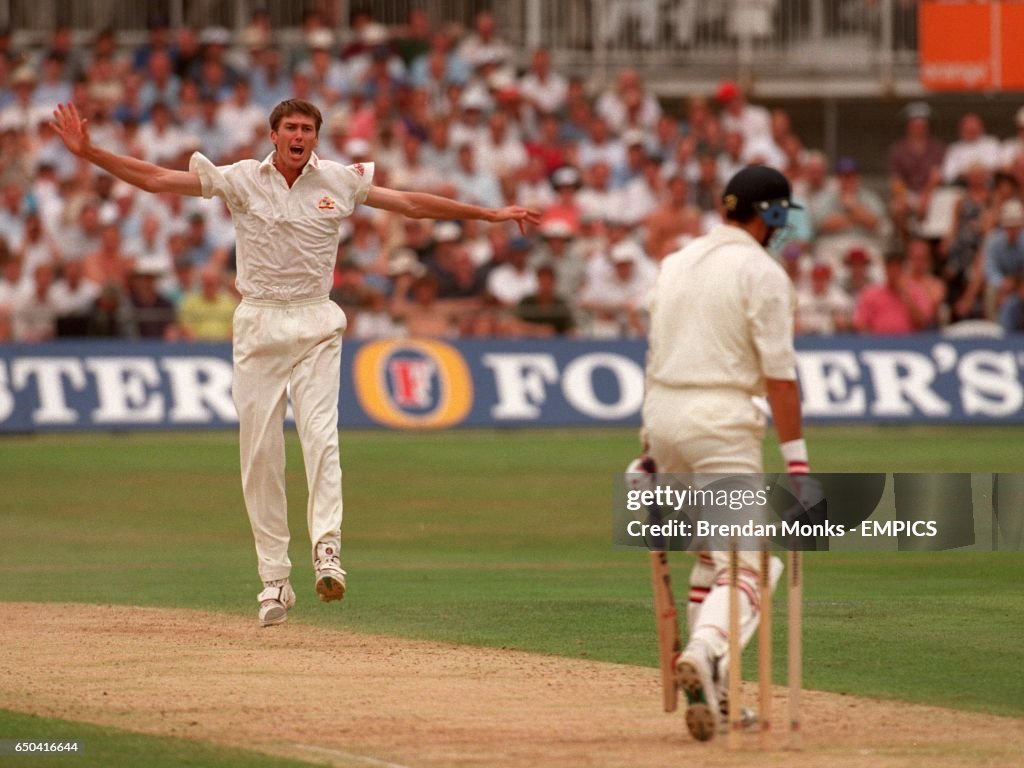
[
  {"left": 51, "top": 102, "right": 202, "bottom": 196},
  {"left": 364, "top": 186, "right": 540, "bottom": 234}
]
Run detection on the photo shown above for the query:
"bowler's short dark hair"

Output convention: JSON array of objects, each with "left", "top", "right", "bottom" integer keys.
[{"left": 269, "top": 99, "right": 323, "bottom": 134}]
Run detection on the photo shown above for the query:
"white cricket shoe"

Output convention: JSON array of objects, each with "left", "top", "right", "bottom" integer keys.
[
  {"left": 314, "top": 542, "right": 347, "bottom": 603},
  {"left": 675, "top": 640, "right": 720, "bottom": 742},
  {"left": 258, "top": 579, "right": 296, "bottom": 627}
]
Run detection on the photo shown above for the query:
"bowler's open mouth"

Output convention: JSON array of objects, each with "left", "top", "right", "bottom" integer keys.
[{"left": 289, "top": 146, "right": 304, "bottom": 157}]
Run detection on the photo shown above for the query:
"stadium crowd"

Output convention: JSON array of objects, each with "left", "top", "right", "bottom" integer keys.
[{"left": 0, "top": 9, "right": 1023, "bottom": 343}]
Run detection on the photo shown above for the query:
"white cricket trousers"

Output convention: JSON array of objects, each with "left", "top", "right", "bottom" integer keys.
[
  {"left": 643, "top": 384, "right": 770, "bottom": 659},
  {"left": 232, "top": 296, "right": 347, "bottom": 583}
]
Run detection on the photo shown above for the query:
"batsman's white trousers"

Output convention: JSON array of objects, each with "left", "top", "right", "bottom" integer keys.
[
  {"left": 232, "top": 296, "right": 347, "bottom": 583},
  {"left": 643, "top": 383, "right": 766, "bottom": 577}
]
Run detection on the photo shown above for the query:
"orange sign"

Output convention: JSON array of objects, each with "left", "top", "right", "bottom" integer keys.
[
  {"left": 919, "top": 1, "right": 1024, "bottom": 91},
  {"left": 920, "top": 2, "right": 993, "bottom": 91}
]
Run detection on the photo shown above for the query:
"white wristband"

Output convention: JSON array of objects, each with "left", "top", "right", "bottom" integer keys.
[{"left": 780, "top": 438, "right": 808, "bottom": 466}]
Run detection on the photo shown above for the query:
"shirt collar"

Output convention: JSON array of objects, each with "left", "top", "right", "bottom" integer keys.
[{"left": 259, "top": 151, "right": 322, "bottom": 176}]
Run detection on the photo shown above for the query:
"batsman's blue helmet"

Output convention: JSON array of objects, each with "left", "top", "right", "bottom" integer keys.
[{"left": 722, "top": 165, "right": 801, "bottom": 228}]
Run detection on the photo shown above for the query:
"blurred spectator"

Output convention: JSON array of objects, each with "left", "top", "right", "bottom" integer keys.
[
  {"left": 941, "top": 163, "right": 992, "bottom": 320},
  {"left": 905, "top": 238, "right": 946, "bottom": 327},
  {"left": 217, "top": 79, "right": 264, "bottom": 156},
  {"left": 249, "top": 45, "right": 292, "bottom": 112},
  {"left": 518, "top": 48, "right": 567, "bottom": 117},
  {"left": 780, "top": 242, "right": 807, "bottom": 286},
  {"left": 451, "top": 141, "right": 502, "bottom": 208},
  {"left": 138, "top": 48, "right": 180, "bottom": 114},
  {"left": 387, "top": 131, "right": 448, "bottom": 195},
  {"left": 10, "top": 262, "right": 57, "bottom": 341},
  {"left": 517, "top": 264, "right": 574, "bottom": 335},
  {"left": 127, "top": 260, "right": 176, "bottom": 338},
  {"left": 795, "top": 262, "right": 853, "bottom": 335},
  {"left": 942, "top": 113, "right": 1001, "bottom": 184},
  {"left": 178, "top": 266, "right": 237, "bottom": 340},
  {"left": 811, "top": 156, "right": 887, "bottom": 269},
  {"left": 525, "top": 113, "right": 568, "bottom": 175},
  {"left": 486, "top": 236, "right": 537, "bottom": 307},
  {"left": 545, "top": 165, "right": 583, "bottom": 230},
  {"left": 888, "top": 101, "right": 945, "bottom": 243},
  {"left": 185, "top": 93, "right": 234, "bottom": 165},
  {"left": 840, "top": 247, "right": 875, "bottom": 303},
  {"left": 977, "top": 199, "right": 1024, "bottom": 331},
  {"left": 51, "top": 258, "right": 101, "bottom": 337},
  {"left": 33, "top": 53, "right": 73, "bottom": 107},
  {"left": 84, "top": 224, "right": 135, "bottom": 291},
  {"left": 854, "top": 252, "right": 933, "bottom": 334},
  {"left": 717, "top": 130, "right": 746, "bottom": 187},
  {"left": 478, "top": 111, "right": 527, "bottom": 180},
  {"left": 576, "top": 161, "right": 619, "bottom": 222},
  {"left": 136, "top": 101, "right": 189, "bottom": 165},
  {"left": 457, "top": 11, "right": 512, "bottom": 70},
  {"left": 87, "top": 282, "right": 134, "bottom": 337},
  {"left": 578, "top": 115, "right": 625, "bottom": 172},
  {"left": 578, "top": 240, "right": 655, "bottom": 337},
  {"left": 392, "top": 272, "right": 453, "bottom": 336},
  {"left": 620, "top": 152, "right": 665, "bottom": 224},
  {"left": 532, "top": 216, "right": 584, "bottom": 298},
  {"left": 436, "top": 245, "right": 487, "bottom": 299},
  {"left": 644, "top": 174, "right": 692, "bottom": 260},
  {"left": 515, "top": 155, "right": 556, "bottom": 211},
  {"left": 1001, "top": 107, "right": 1024, "bottom": 168},
  {"left": 716, "top": 80, "right": 771, "bottom": 148},
  {"left": 595, "top": 69, "right": 660, "bottom": 133},
  {"left": 395, "top": 9, "right": 432, "bottom": 67}
]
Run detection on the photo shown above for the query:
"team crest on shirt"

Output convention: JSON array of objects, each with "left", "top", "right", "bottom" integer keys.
[{"left": 318, "top": 196, "right": 336, "bottom": 210}]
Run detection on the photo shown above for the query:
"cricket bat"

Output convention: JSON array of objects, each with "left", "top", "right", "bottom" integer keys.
[{"left": 650, "top": 550, "right": 681, "bottom": 713}]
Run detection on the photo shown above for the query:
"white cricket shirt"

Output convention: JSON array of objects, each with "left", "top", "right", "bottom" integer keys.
[
  {"left": 646, "top": 224, "right": 796, "bottom": 396},
  {"left": 190, "top": 151, "right": 374, "bottom": 301}
]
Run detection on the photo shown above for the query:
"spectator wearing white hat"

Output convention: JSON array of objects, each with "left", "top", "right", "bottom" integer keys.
[
  {"left": 973, "top": 198, "right": 1024, "bottom": 331},
  {"left": 577, "top": 239, "right": 656, "bottom": 338},
  {"left": 532, "top": 216, "right": 585, "bottom": 298},
  {"left": 449, "top": 87, "right": 491, "bottom": 149}
]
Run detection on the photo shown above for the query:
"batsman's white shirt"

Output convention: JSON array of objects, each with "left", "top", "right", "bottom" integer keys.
[
  {"left": 190, "top": 150, "right": 373, "bottom": 583},
  {"left": 643, "top": 223, "right": 796, "bottom": 475},
  {"left": 190, "top": 151, "right": 374, "bottom": 300}
]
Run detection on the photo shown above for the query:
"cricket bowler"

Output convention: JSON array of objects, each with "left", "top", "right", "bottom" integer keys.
[{"left": 51, "top": 100, "right": 539, "bottom": 626}]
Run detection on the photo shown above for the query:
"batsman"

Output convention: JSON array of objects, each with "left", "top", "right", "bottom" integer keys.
[{"left": 639, "top": 165, "right": 810, "bottom": 741}]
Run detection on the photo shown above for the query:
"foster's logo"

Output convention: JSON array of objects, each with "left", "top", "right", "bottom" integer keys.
[{"left": 353, "top": 339, "right": 473, "bottom": 428}]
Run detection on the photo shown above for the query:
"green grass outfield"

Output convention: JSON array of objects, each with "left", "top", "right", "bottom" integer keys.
[{"left": 1, "top": 426, "right": 1023, "bottom": 765}]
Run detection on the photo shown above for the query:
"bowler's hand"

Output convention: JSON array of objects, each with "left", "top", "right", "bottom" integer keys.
[
  {"left": 492, "top": 206, "right": 541, "bottom": 235},
  {"left": 51, "top": 103, "right": 91, "bottom": 156}
]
